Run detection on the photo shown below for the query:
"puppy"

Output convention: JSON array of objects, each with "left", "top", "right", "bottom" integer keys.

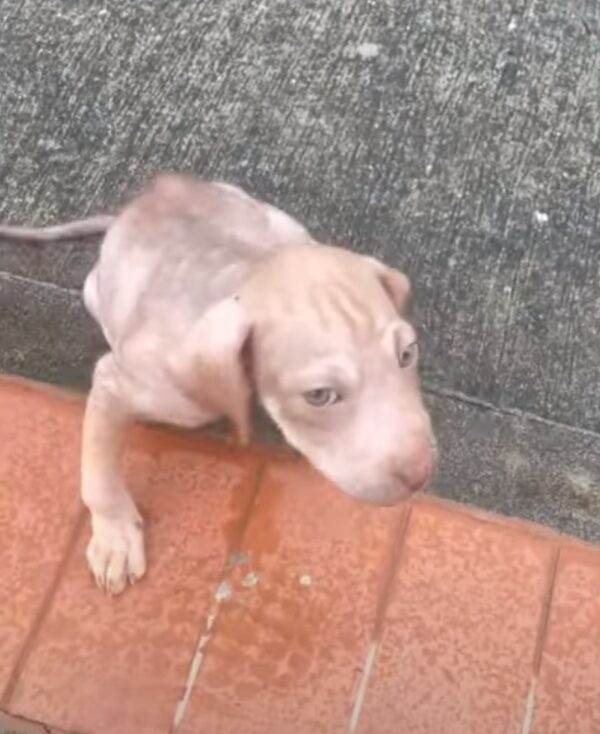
[{"left": 0, "top": 174, "right": 435, "bottom": 594}]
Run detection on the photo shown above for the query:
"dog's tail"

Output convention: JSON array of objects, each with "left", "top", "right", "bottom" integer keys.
[{"left": 0, "top": 214, "right": 115, "bottom": 242}]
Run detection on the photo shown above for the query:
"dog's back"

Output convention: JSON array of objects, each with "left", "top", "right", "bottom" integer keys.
[{"left": 87, "top": 174, "right": 313, "bottom": 357}]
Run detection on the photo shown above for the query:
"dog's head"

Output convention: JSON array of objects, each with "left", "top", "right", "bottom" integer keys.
[{"left": 170, "top": 244, "right": 435, "bottom": 505}]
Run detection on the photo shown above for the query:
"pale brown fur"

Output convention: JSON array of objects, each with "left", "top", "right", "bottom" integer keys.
[{"left": 0, "top": 173, "right": 435, "bottom": 594}]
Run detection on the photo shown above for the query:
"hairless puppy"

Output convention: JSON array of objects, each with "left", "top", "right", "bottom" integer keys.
[{"left": 0, "top": 174, "right": 435, "bottom": 594}]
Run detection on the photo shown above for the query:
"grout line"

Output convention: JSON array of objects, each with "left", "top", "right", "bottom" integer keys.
[
  {"left": 347, "top": 640, "right": 380, "bottom": 734},
  {"left": 520, "top": 545, "right": 561, "bottom": 734},
  {"left": 0, "top": 269, "right": 81, "bottom": 297},
  {"left": 169, "top": 461, "right": 268, "bottom": 733},
  {"left": 170, "top": 590, "right": 225, "bottom": 732},
  {"left": 346, "top": 506, "right": 414, "bottom": 734},
  {"left": 224, "top": 462, "right": 269, "bottom": 556},
  {"left": 1, "top": 508, "right": 87, "bottom": 707},
  {"left": 0, "top": 708, "right": 89, "bottom": 734},
  {"left": 531, "top": 546, "right": 560, "bottom": 675},
  {"left": 521, "top": 678, "right": 537, "bottom": 734},
  {"left": 424, "top": 384, "right": 600, "bottom": 440}
]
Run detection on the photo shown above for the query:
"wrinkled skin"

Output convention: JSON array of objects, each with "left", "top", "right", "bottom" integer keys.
[{"left": 0, "top": 174, "right": 435, "bottom": 594}]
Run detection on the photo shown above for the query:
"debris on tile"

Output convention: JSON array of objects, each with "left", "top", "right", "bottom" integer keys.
[
  {"left": 215, "top": 580, "right": 233, "bottom": 601},
  {"left": 173, "top": 607, "right": 219, "bottom": 728},
  {"left": 299, "top": 574, "right": 313, "bottom": 587},
  {"left": 226, "top": 551, "right": 251, "bottom": 569},
  {"left": 534, "top": 210, "right": 549, "bottom": 224},
  {"left": 241, "top": 571, "right": 260, "bottom": 588}
]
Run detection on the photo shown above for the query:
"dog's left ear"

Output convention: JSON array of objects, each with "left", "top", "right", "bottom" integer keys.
[
  {"left": 167, "top": 297, "right": 253, "bottom": 444},
  {"left": 363, "top": 256, "right": 411, "bottom": 312}
]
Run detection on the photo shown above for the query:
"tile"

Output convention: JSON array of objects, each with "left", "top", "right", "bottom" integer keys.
[
  {"left": 0, "top": 380, "right": 83, "bottom": 701},
  {"left": 532, "top": 547, "right": 600, "bottom": 734},
  {"left": 8, "top": 419, "right": 262, "bottom": 734},
  {"left": 357, "top": 503, "right": 554, "bottom": 734},
  {"left": 0, "top": 709, "right": 69, "bottom": 734},
  {"left": 179, "top": 461, "right": 405, "bottom": 734}
]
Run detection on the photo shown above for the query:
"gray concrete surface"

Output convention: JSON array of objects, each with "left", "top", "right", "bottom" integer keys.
[{"left": 0, "top": 0, "right": 599, "bottom": 541}]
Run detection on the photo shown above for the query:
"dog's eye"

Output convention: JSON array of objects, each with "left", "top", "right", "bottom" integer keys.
[
  {"left": 398, "top": 341, "right": 418, "bottom": 368},
  {"left": 303, "top": 388, "right": 340, "bottom": 407}
]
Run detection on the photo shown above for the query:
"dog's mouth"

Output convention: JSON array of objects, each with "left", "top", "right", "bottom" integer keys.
[
  {"left": 333, "top": 442, "right": 437, "bottom": 508},
  {"left": 334, "top": 479, "right": 423, "bottom": 508}
]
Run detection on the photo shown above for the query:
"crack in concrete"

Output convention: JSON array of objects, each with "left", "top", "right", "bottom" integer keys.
[
  {"left": 0, "top": 270, "right": 80, "bottom": 297},
  {"left": 424, "top": 384, "right": 600, "bottom": 440}
]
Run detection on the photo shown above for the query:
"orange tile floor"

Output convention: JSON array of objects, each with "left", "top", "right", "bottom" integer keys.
[{"left": 0, "top": 377, "right": 599, "bottom": 734}]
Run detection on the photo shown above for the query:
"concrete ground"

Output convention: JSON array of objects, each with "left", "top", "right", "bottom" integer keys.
[{"left": 0, "top": 0, "right": 599, "bottom": 541}]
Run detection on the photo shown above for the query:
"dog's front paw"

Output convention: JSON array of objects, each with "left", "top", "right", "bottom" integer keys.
[{"left": 86, "top": 513, "right": 146, "bottom": 595}]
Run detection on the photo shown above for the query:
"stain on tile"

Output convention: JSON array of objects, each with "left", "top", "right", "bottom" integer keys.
[
  {"left": 6, "top": 416, "right": 262, "bottom": 734},
  {"left": 356, "top": 503, "right": 554, "bottom": 734},
  {"left": 0, "top": 381, "right": 83, "bottom": 702},
  {"left": 178, "top": 461, "right": 406, "bottom": 734},
  {"left": 0, "top": 708, "right": 79, "bottom": 734},
  {"left": 532, "top": 547, "right": 600, "bottom": 734}
]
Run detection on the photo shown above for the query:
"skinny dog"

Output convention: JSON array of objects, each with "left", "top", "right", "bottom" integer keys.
[{"left": 0, "top": 174, "right": 435, "bottom": 594}]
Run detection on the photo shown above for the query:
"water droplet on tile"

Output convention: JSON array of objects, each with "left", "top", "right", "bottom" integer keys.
[
  {"left": 215, "top": 580, "right": 232, "bottom": 601},
  {"left": 241, "top": 571, "right": 260, "bottom": 588}
]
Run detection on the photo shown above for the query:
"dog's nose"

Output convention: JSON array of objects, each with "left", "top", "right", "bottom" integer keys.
[{"left": 392, "top": 444, "right": 434, "bottom": 495}]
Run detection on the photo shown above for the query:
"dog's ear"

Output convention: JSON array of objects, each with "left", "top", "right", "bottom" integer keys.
[
  {"left": 167, "top": 297, "right": 253, "bottom": 444},
  {"left": 363, "top": 256, "right": 411, "bottom": 312}
]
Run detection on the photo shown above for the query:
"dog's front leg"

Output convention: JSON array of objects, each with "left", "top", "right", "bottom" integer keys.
[{"left": 81, "top": 354, "right": 146, "bottom": 595}]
